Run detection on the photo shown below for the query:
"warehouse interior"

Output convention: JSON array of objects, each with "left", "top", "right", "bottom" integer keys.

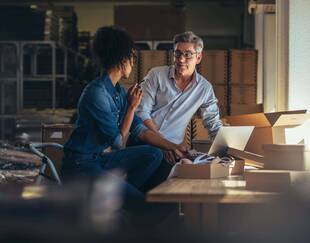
[{"left": 1, "top": 0, "right": 310, "bottom": 242}]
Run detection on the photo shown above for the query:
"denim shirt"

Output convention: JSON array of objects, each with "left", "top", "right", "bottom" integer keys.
[{"left": 64, "top": 73, "right": 147, "bottom": 154}]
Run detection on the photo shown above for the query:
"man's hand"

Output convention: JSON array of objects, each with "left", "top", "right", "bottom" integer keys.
[
  {"left": 163, "top": 150, "right": 177, "bottom": 165},
  {"left": 127, "top": 84, "right": 142, "bottom": 110},
  {"left": 174, "top": 144, "right": 189, "bottom": 159},
  {"left": 164, "top": 144, "right": 189, "bottom": 165}
]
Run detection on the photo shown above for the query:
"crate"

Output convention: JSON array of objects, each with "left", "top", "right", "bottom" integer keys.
[
  {"left": 199, "top": 50, "right": 228, "bottom": 85},
  {"left": 139, "top": 50, "right": 169, "bottom": 79},
  {"left": 229, "top": 49, "right": 257, "bottom": 85},
  {"left": 230, "top": 84, "right": 256, "bottom": 104},
  {"left": 213, "top": 84, "right": 228, "bottom": 117}
]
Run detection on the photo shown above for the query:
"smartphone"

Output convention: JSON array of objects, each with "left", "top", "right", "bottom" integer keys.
[{"left": 136, "top": 79, "right": 144, "bottom": 89}]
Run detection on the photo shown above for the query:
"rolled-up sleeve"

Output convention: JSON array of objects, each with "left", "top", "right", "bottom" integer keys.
[
  {"left": 130, "top": 114, "right": 148, "bottom": 141},
  {"left": 136, "top": 71, "right": 158, "bottom": 121},
  {"left": 84, "top": 89, "right": 123, "bottom": 150},
  {"left": 199, "top": 85, "right": 223, "bottom": 140}
]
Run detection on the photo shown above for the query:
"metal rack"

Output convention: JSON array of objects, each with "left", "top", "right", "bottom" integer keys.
[{"left": 0, "top": 40, "right": 91, "bottom": 141}]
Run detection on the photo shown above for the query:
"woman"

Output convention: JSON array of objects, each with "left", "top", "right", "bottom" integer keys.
[{"left": 61, "top": 26, "right": 186, "bottom": 191}]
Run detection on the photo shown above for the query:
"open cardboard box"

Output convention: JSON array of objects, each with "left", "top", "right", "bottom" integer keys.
[
  {"left": 224, "top": 110, "right": 310, "bottom": 155},
  {"left": 174, "top": 156, "right": 245, "bottom": 179},
  {"left": 175, "top": 162, "right": 229, "bottom": 179}
]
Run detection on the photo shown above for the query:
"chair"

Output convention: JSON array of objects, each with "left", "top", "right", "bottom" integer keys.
[{"left": 29, "top": 143, "right": 63, "bottom": 185}]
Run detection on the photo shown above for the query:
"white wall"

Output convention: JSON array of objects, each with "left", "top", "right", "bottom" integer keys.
[
  {"left": 288, "top": 0, "right": 310, "bottom": 111},
  {"left": 255, "top": 12, "right": 276, "bottom": 111}
]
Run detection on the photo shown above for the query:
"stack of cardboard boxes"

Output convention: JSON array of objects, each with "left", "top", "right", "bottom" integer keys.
[
  {"left": 199, "top": 50, "right": 228, "bottom": 117},
  {"left": 139, "top": 50, "right": 169, "bottom": 79},
  {"left": 229, "top": 49, "right": 262, "bottom": 116},
  {"left": 225, "top": 110, "right": 310, "bottom": 192}
]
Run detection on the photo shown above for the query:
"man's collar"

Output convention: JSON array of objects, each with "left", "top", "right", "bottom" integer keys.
[
  {"left": 168, "top": 65, "right": 175, "bottom": 80},
  {"left": 170, "top": 65, "right": 199, "bottom": 83}
]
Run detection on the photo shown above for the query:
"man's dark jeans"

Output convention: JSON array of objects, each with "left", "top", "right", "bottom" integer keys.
[{"left": 126, "top": 138, "right": 173, "bottom": 193}]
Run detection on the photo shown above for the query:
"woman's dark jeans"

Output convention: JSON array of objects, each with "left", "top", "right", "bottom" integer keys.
[
  {"left": 61, "top": 145, "right": 162, "bottom": 189},
  {"left": 60, "top": 145, "right": 174, "bottom": 228}
]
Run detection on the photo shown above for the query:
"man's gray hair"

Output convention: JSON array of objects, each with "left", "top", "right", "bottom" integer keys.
[{"left": 173, "top": 31, "right": 204, "bottom": 53}]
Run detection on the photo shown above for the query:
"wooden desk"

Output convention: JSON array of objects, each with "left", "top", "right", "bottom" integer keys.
[{"left": 147, "top": 176, "right": 279, "bottom": 232}]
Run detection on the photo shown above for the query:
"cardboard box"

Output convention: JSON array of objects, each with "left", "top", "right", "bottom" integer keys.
[
  {"left": 213, "top": 84, "right": 228, "bottom": 117},
  {"left": 225, "top": 110, "right": 310, "bottom": 155},
  {"left": 42, "top": 124, "right": 73, "bottom": 176},
  {"left": 230, "top": 49, "right": 257, "bottom": 85},
  {"left": 227, "top": 147, "right": 264, "bottom": 168},
  {"left": 191, "top": 141, "right": 245, "bottom": 175},
  {"left": 229, "top": 158, "right": 245, "bottom": 175},
  {"left": 139, "top": 50, "right": 168, "bottom": 78},
  {"left": 245, "top": 170, "right": 310, "bottom": 192},
  {"left": 264, "top": 144, "right": 310, "bottom": 170},
  {"left": 175, "top": 162, "right": 229, "bottom": 179},
  {"left": 199, "top": 50, "right": 228, "bottom": 85},
  {"left": 230, "top": 84, "right": 256, "bottom": 104},
  {"left": 229, "top": 104, "right": 263, "bottom": 116}
]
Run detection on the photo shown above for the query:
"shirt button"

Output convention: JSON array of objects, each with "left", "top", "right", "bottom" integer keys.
[{"left": 117, "top": 122, "right": 120, "bottom": 126}]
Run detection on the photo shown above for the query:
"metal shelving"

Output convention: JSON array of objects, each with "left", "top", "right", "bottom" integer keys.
[{"left": 0, "top": 40, "right": 92, "bottom": 141}]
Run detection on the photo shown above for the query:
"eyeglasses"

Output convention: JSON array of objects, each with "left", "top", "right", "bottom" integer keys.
[{"left": 174, "top": 50, "right": 197, "bottom": 59}]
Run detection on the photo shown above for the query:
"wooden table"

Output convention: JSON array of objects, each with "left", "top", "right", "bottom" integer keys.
[{"left": 147, "top": 176, "right": 279, "bottom": 232}]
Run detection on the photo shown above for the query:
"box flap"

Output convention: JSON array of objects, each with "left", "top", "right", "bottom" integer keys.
[
  {"left": 225, "top": 113, "right": 271, "bottom": 127},
  {"left": 273, "top": 114, "right": 310, "bottom": 127},
  {"left": 264, "top": 110, "right": 307, "bottom": 126},
  {"left": 225, "top": 110, "right": 307, "bottom": 127}
]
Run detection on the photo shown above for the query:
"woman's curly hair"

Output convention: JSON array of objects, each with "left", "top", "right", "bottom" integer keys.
[{"left": 92, "top": 26, "right": 135, "bottom": 70}]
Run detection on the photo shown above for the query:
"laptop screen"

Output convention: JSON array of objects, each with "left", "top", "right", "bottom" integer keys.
[{"left": 208, "top": 126, "right": 255, "bottom": 156}]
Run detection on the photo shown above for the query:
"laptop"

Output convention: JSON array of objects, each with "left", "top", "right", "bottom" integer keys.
[{"left": 207, "top": 126, "right": 255, "bottom": 156}]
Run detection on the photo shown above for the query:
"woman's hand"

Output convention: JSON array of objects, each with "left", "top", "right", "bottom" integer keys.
[{"left": 127, "top": 84, "right": 142, "bottom": 110}]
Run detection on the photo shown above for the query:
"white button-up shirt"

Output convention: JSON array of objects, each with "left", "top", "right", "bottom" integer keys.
[{"left": 136, "top": 65, "right": 222, "bottom": 144}]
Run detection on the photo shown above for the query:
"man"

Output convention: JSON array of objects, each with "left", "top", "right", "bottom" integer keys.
[{"left": 136, "top": 31, "right": 222, "bottom": 188}]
